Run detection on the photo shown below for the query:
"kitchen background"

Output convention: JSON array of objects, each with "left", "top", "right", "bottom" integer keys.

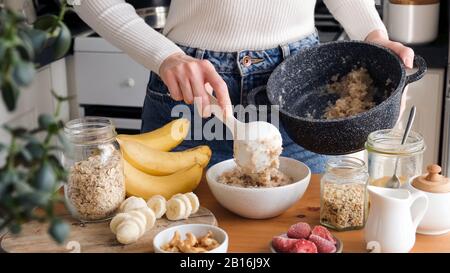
[{"left": 0, "top": 0, "right": 449, "bottom": 173}]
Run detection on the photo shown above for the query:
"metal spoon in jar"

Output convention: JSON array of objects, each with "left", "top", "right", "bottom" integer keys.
[{"left": 385, "top": 106, "right": 417, "bottom": 188}]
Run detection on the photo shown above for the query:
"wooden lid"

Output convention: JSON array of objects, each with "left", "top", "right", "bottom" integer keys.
[{"left": 412, "top": 164, "right": 450, "bottom": 193}]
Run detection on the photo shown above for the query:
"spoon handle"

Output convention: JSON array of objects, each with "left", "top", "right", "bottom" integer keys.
[
  {"left": 401, "top": 106, "right": 416, "bottom": 145},
  {"left": 205, "top": 90, "right": 240, "bottom": 136}
]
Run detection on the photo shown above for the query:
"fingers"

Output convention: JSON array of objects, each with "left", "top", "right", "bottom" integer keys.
[
  {"left": 190, "top": 75, "right": 211, "bottom": 117},
  {"left": 382, "top": 41, "right": 415, "bottom": 69},
  {"left": 202, "top": 61, "right": 232, "bottom": 115},
  {"left": 163, "top": 71, "right": 183, "bottom": 101}
]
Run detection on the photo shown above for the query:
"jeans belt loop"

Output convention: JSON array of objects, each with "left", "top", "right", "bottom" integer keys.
[
  {"left": 280, "top": 43, "right": 291, "bottom": 60},
  {"left": 195, "top": 48, "right": 206, "bottom": 60}
]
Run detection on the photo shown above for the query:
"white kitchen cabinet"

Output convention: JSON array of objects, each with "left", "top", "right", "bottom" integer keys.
[
  {"left": 397, "top": 68, "right": 445, "bottom": 169},
  {"left": 0, "top": 58, "right": 69, "bottom": 146}
]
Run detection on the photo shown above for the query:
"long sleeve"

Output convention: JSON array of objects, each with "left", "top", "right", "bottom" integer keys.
[
  {"left": 323, "top": 0, "right": 388, "bottom": 41},
  {"left": 74, "top": 0, "right": 183, "bottom": 74}
]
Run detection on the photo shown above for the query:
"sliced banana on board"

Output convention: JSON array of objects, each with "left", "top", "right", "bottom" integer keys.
[
  {"left": 110, "top": 213, "right": 132, "bottom": 234},
  {"left": 185, "top": 192, "right": 200, "bottom": 214},
  {"left": 166, "top": 198, "right": 187, "bottom": 221},
  {"left": 173, "top": 194, "right": 192, "bottom": 219},
  {"left": 147, "top": 195, "right": 167, "bottom": 219},
  {"left": 138, "top": 206, "right": 156, "bottom": 230},
  {"left": 119, "top": 196, "right": 147, "bottom": 212},
  {"left": 116, "top": 221, "right": 141, "bottom": 244},
  {"left": 127, "top": 210, "right": 147, "bottom": 236}
]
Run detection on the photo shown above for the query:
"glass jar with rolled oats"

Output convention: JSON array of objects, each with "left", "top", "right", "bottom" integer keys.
[
  {"left": 62, "top": 117, "right": 125, "bottom": 222},
  {"left": 320, "top": 157, "right": 369, "bottom": 231}
]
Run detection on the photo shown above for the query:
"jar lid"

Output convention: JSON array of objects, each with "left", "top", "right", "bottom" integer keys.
[{"left": 412, "top": 164, "right": 450, "bottom": 193}]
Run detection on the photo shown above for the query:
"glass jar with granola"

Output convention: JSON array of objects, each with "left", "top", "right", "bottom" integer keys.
[
  {"left": 320, "top": 157, "right": 369, "bottom": 231},
  {"left": 62, "top": 117, "right": 125, "bottom": 222}
]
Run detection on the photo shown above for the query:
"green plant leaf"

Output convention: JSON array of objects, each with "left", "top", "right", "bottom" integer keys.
[
  {"left": 32, "top": 161, "right": 56, "bottom": 191},
  {"left": 13, "top": 61, "right": 36, "bottom": 87},
  {"left": 17, "top": 191, "right": 51, "bottom": 207},
  {"left": 14, "top": 180, "right": 34, "bottom": 195},
  {"left": 33, "top": 15, "right": 59, "bottom": 32},
  {"left": 48, "top": 219, "right": 69, "bottom": 244},
  {"left": 17, "top": 31, "right": 35, "bottom": 61},
  {"left": 1, "top": 81, "right": 19, "bottom": 111},
  {"left": 53, "top": 22, "right": 71, "bottom": 59},
  {"left": 9, "top": 222, "right": 21, "bottom": 234},
  {"left": 21, "top": 28, "right": 47, "bottom": 54},
  {"left": 0, "top": 39, "right": 6, "bottom": 62},
  {"left": 25, "top": 141, "right": 45, "bottom": 159},
  {"left": 38, "top": 114, "right": 56, "bottom": 129}
]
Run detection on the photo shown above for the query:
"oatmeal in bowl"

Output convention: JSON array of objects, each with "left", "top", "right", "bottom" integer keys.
[{"left": 206, "top": 157, "right": 311, "bottom": 219}]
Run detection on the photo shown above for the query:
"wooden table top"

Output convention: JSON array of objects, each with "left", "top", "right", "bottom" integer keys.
[{"left": 196, "top": 174, "right": 450, "bottom": 253}]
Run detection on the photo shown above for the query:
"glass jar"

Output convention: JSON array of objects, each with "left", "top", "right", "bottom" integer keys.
[
  {"left": 320, "top": 157, "right": 369, "bottom": 231},
  {"left": 366, "top": 129, "right": 425, "bottom": 188},
  {"left": 62, "top": 117, "right": 125, "bottom": 222}
]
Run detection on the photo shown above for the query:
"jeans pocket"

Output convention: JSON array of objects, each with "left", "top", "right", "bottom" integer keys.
[{"left": 146, "top": 71, "right": 173, "bottom": 101}]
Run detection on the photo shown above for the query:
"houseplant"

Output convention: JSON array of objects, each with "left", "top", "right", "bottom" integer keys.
[{"left": 0, "top": 3, "right": 72, "bottom": 243}]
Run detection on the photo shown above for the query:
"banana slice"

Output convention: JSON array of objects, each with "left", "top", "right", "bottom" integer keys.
[
  {"left": 120, "top": 196, "right": 147, "bottom": 212},
  {"left": 185, "top": 192, "right": 200, "bottom": 214},
  {"left": 173, "top": 194, "right": 192, "bottom": 219},
  {"left": 137, "top": 206, "right": 156, "bottom": 230},
  {"left": 166, "top": 198, "right": 187, "bottom": 221},
  {"left": 127, "top": 211, "right": 146, "bottom": 236},
  {"left": 116, "top": 221, "right": 141, "bottom": 244},
  {"left": 147, "top": 195, "right": 167, "bottom": 219},
  {"left": 110, "top": 213, "right": 132, "bottom": 234}
]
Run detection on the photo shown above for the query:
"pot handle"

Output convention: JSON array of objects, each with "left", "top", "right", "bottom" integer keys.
[{"left": 405, "top": 55, "right": 427, "bottom": 86}]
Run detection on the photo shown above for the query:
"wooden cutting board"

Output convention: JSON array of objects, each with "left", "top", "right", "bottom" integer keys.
[{"left": 0, "top": 207, "right": 217, "bottom": 253}]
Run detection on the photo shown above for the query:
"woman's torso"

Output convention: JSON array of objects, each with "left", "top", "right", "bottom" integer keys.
[{"left": 163, "top": 0, "right": 317, "bottom": 52}]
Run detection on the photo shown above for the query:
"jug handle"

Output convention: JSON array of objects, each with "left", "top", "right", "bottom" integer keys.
[{"left": 409, "top": 191, "right": 429, "bottom": 229}]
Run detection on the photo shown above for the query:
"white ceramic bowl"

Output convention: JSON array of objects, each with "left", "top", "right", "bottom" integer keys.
[
  {"left": 153, "top": 224, "right": 228, "bottom": 253},
  {"left": 206, "top": 157, "right": 311, "bottom": 219},
  {"left": 404, "top": 179, "right": 450, "bottom": 235}
]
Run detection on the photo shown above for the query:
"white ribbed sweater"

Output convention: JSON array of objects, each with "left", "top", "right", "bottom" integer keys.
[{"left": 75, "top": 0, "right": 386, "bottom": 74}]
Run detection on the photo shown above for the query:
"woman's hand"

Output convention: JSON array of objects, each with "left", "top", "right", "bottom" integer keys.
[
  {"left": 365, "top": 30, "right": 415, "bottom": 68},
  {"left": 159, "top": 52, "right": 231, "bottom": 117},
  {"left": 365, "top": 30, "right": 415, "bottom": 122}
]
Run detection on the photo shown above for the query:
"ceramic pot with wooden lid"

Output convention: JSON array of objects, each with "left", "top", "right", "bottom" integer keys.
[
  {"left": 403, "top": 164, "right": 450, "bottom": 235},
  {"left": 384, "top": 0, "right": 440, "bottom": 44}
]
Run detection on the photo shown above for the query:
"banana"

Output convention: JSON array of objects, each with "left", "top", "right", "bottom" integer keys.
[
  {"left": 110, "top": 213, "right": 132, "bottom": 234},
  {"left": 119, "top": 139, "right": 211, "bottom": 175},
  {"left": 185, "top": 192, "right": 200, "bottom": 214},
  {"left": 137, "top": 206, "right": 156, "bottom": 230},
  {"left": 117, "top": 118, "right": 190, "bottom": 151},
  {"left": 124, "top": 160, "right": 203, "bottom": 200},
  {"left": 147, "top": 195, "right": 167, "bottom": 219},
  {"left": 127, "top": 210, "right": 147, "bottom": 236},
  {"left": 119, "top": 196, "right": 147, "bottom": 213},
  {"left": 166, "top": 198, "right": 187, "bottom": 221},
  {"left": 172, "top": 194, "right": 192, "bottom": 219},
  {"left": 116, "top": 222, "right": 141, "bottom": 244}
]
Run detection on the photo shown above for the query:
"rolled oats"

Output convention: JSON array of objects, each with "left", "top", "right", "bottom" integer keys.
[
  {"left": 66, "top": 150, "right": 125, "bottom": 221},
  {"left": 320, "top": 182, "right": 366, "bottom": 230}
]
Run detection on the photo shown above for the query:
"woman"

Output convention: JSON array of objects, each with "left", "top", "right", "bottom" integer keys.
[{"left": 75, "top": 0, "right": 414, "bottom": 173}]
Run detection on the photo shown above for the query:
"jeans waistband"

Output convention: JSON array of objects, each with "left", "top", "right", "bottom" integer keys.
[{"left": 177, "top": 31, "right": 319, "bottom": 76}]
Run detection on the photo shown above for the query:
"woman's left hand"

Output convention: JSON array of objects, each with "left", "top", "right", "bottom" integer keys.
[
  {"left": 365, "top": 30, "right": 414, "bottom": 69},
  {"left": 365, "top": 29, "right": 414, "bottom": 121}
]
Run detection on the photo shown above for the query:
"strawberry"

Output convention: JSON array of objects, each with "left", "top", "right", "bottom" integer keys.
[
  {"left": 272, "top": 235, "right": 298, "bottom": 253},
  {"left": 288, "top": 239, "right": 318, "bottom": 253},
  {"left": 311, "top": 225, "right": 336, "bottom": 244},
  {"left": 287, "top": 222, "right": 311, "bottom": 239},
  {"left": 309, "top": 234, "right": 337, "bottom": 253}
]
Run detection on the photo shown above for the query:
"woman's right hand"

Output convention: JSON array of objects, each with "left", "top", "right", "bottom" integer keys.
[{"left": 159, "top": 52, "right": 231, "bottom": 117}]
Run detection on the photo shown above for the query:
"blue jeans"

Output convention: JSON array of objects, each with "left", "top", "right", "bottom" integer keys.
[{"left": 141, "top": 33, "right": 327, "bottom": 173}]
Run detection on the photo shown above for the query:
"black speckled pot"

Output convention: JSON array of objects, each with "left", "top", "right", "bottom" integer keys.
[{"left": 248, "top": 41, "right": 427, "bottom": 155}]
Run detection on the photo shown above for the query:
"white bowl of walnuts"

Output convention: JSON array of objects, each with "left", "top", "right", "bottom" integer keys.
[{"left": 153, "top": 224, "right": 228, "bottom": 253}]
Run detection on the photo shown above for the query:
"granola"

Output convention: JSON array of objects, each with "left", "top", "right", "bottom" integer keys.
[
  {"left": 66, "top": 148, "right": 125, "bottom": 221},
  {"left": 320, "top": 182, "right": 366, "bottom": 230},
  {"left": 218, "top": 166, "right": 293, "bottom": 188}
]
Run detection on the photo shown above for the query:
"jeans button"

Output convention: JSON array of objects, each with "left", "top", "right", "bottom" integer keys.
[{"left": 242, "top": 56, "right": 252, "bottom": 67}]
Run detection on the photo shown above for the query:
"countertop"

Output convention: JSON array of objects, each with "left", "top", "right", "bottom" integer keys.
[{"left": 195, "top": 174, "right": 450, "bottom": 253}]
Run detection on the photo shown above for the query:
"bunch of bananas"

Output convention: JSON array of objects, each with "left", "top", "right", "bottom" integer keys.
[{"left": 117, "top": 119, "right": 211, "bottom": 200}]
